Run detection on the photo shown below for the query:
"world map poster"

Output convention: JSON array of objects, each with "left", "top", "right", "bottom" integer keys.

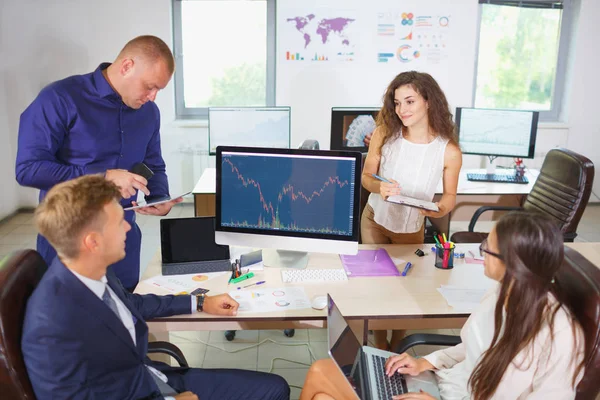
[{"left": 281, "top": 11, "right": 358, "bottom": 62}]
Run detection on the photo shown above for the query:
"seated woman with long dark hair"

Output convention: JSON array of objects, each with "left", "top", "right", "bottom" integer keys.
[{"left": 300, "top": 212, "right": 590, "bottom": 399}]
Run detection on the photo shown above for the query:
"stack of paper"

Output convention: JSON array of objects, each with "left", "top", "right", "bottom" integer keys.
[
  {"left": 437, "top": 285, "right": 488, "bottom": 312},
  {"left": 229, "top": 286, "right": 311, "bottom": 313}
]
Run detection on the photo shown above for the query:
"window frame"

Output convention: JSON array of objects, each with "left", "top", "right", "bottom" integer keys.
[
  {"left": 473, "top": 0, "right": 573, "bottom": 122},
  {"left": 172, "top": 0, "right": 277, "bottom": 119}
]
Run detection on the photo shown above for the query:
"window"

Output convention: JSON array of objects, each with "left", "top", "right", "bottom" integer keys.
[
  {"left": 474, "top": 0, "right": 572, "bottom": 121},
  {"left": 173, "top": 0, "right": 276, "bottom": 118}
]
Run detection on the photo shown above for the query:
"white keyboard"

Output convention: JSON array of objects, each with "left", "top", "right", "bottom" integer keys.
[{"left": 281, "top": 269, "right": 349, "bottom": 283}]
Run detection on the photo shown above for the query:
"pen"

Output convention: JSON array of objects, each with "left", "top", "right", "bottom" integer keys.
[
  {"left": 401, "top": 262, "right": 413, "bottom": 276},
  {"left": 237, "top": 280, "right": 266, "bottom": 290},
  {"left": 371, "top": 174, "right": 393, "bottom": 184}
]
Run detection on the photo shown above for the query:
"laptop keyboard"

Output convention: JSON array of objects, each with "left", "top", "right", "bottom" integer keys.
[
  {"left": 372, "top": 354, "right": 407, "bottom": 399},
  {"left": 162, "top": 260, "right": 231, "bottom": 276}
]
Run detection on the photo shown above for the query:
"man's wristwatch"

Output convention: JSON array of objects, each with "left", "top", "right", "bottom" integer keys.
[{"left": 196, "top": 293, "right": 205, "bottom": 312}]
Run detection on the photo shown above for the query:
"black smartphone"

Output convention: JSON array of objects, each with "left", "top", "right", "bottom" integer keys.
[{"left": 130, "top": 162, "right": 154, "bottom": 180}]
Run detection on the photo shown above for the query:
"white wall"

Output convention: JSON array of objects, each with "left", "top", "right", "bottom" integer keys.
[
  {"left": 0, "top": 0, "right": 175, "bottom": 220},
  {"left": 0, "top": 0, "right": 598, "bottom": 221},
  {"left": 565, "top": 0, "right": 600, "bottom": 200},
  {"left": 276, "top": 0, "right": 479, "bottom": 150}
]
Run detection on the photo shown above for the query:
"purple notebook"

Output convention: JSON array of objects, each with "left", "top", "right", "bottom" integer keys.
[{"left": 340, "top": 249, "right": 400, "bottom": 277}]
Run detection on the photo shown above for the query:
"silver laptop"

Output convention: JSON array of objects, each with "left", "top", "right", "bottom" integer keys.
[
  {"left": 327, "top": 295, "right": 441, "bottom": 400},
  {"left": 160, "top": 217, "right": 232, "bottom": 275}
]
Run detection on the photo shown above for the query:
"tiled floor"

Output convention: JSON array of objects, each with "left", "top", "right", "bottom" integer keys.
[{"left": 2, "top": 203, "right": 599, "bottom": 398}]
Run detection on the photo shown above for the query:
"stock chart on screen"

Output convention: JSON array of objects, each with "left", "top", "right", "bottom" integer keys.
[{"left": 220, "top": 152, "right": 356, "bottom": 236}]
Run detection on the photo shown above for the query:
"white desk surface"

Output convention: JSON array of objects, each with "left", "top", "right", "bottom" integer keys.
[
  {"left": 192, "top": 168, "right": 539, "bottom": 196},
  {"left": 138, "top": 242, "right": 600, "bottom": 326},
  {"left": 192, "top": 168, "right": 216, "bottom": 194},
  {"left": 137, "top": 244, "right": 487, "bottom": 323}
]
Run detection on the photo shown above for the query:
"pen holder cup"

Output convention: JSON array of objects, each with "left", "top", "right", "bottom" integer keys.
[{"left": 434, "top": 246, "right": 454, "bottom": 270}]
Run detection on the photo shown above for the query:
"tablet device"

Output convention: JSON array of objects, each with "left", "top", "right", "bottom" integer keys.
[
  {"left": 124, "top": 191, "right": 192, "bottom": 211},
  {"left": 385, "top": 194, "right": 439, "bottom": 212}
]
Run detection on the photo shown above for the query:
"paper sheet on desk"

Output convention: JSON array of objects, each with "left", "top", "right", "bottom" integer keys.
[
  {"left": 229, "top": 287, "right": 311, "bottom": 313},
  {"left": 141, "top": 272, "right": 227, "bottom": 293},
  {"left": 437, "top": 285, "right": 488, "bottom": 312}
]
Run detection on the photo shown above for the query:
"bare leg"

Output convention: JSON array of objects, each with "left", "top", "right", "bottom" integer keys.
[
  {"left": 373, "top": 330, "right": 390, "bottom": 350},
  {"left": 389, "top": 329, "right": 406, "bottom": 352},
  {"left": 300, "top": 359, "right": 358, "bottom": 400},
  {"left": 313, "top": 394, "right": 336, "bottom": 400}
]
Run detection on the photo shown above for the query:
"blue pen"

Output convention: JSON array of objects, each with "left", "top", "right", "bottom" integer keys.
[
  {"left": 401, "top": 262, "right": 413, "bottom": 277},
  {"left": 371, "top": 173, "right": 393, "bottom": 184},
  {"left": 237, "top": 280, "right": 266, "bottom": 290}
]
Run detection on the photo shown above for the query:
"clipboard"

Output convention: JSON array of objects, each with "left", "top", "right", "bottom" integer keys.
[{"left": 385, "top": 194, "right": 439, "bottom": 212}]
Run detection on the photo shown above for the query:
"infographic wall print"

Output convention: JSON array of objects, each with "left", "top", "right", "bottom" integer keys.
[{"left": 376, "top": 10, "right": 451, "bottom": 64}]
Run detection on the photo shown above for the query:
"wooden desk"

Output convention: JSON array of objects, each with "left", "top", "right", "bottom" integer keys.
[
  {"left": 192, "top": 167, "right": 216, "bottom": 217},
  {"left": 139, "top": 242, "right": 600, "bottom": 342}
]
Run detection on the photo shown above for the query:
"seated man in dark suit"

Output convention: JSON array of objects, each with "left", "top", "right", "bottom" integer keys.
[{"left": 21, "top": 175, "right": 290, "bottom": 400}]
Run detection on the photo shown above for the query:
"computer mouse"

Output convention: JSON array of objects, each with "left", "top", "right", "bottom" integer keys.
[{"left": 311, "top": 295, "right": 328, "bottom": 310}]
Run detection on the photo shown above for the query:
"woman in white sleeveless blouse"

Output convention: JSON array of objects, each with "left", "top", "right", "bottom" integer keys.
[
  {"left": 300, "top": 213, "right": 589, "bottom": 400},
  {"left": 361, "top": 72, "right": 462, "bottom": 350}
]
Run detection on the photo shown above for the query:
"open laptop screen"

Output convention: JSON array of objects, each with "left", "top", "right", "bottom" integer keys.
[
  {"left": 327, "top": 295, "right": 364, "bottom": 398},
  {"left": 160, "top": 217, "right": 230, "bottom": 263}
]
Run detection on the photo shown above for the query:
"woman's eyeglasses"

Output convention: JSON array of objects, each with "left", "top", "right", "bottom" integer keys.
[{"left": 479, "top": 238, "right": 503, "bottom": 260}]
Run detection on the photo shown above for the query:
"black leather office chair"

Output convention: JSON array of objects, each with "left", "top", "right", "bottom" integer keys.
[
  {"left": 0, "top": 250, "right": 189, "bottom": 400},
  {"left": 393, "top": 245, "right": 600, "bottom": 399},
  {"left": 0, "top": 250, "right": 45, "bottom": 399},
  {"left": 451, "top": 148, "right": 595, "bottom": 243}
]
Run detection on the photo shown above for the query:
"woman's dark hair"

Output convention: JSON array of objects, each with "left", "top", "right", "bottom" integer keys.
[
  {"left": 469, "top": 212, "right": 588, "bottom": 399},
  {"left": 376, "top": 71, "right": 456, "bottom": 156}
]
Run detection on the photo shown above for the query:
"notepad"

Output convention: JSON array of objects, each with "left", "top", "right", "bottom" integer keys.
[{"left": 339, "top": 249, "right": 400, "bottom": 277}]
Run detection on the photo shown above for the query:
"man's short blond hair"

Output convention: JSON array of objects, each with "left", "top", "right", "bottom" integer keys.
[
  {"left": 118, "top": 35, "right": 175, "bottom": 74},
  {"left": 35, "top": 175, "right": 122, "bottom": 259}
]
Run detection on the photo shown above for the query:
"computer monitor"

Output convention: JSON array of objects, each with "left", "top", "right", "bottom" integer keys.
[
  {"left": 456, "top": 107, "right": 539, "bottom": 160},
  {"left": 208, "top": 107, "right": 291, "bottom": 155},
  {"left": 215, "top": 146, "right": 361, "bottom": 268},
  {"left": 330, "top": 107, "right": 380, "bottom": 152}
]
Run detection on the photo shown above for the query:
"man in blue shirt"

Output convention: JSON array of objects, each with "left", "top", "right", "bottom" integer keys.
[{"left": 16, "top": 35, "right": 181, "bottom": 290}]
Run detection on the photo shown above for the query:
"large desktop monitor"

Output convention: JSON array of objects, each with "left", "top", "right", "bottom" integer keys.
[
  {"left": 456, "top": 107, "right": 539, "bottom": 160},
  {"left": 330, "top": 107, "right": 380, "bottom": 152},
  {"left": 208, "top": 107, "right": 291, "bottom": 155},
  {"left": 215, "top": 146, "right": 361, "bottom": 268}
]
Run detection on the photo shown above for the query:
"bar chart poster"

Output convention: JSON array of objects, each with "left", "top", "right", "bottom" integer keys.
[
  {"left": 220, "top": 154, "right": 356, "bottom": 236},
  {"left": 281, "top": 10, "right": 358, "bottom": 62}
]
